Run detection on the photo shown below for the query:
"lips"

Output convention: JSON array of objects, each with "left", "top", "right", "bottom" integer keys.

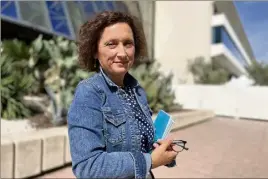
[{"left": 114, "top": 61, "right": 129, "bottom": 64}]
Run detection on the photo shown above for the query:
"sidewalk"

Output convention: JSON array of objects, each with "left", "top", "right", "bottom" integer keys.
[{"left": 38, "top": 117, "right": 268, "bottom": 178}]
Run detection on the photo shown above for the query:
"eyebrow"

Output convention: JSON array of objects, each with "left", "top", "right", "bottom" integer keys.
[{"left": 104, "top": 38, "right": 134, "bottom": 43}]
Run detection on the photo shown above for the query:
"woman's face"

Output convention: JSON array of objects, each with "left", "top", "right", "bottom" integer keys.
[{"left": 96, "top": 22, "right": 135, "bottom": 76}]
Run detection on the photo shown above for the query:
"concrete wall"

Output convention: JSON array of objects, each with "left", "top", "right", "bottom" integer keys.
[
  {"left": 154, "top": 1, "right": 214, "bottom": 85},
  {"left": 174, "top": 85, "right": 268, "bottom": 120},
  {"left": 138, "top": 1, "right": 155, "bottom": 59},
  {"left": 125, "top": 1, "right": 155, "bottom": 59},
  {"left": 1, "top": 127, "right": 71, "bottom": 178}
]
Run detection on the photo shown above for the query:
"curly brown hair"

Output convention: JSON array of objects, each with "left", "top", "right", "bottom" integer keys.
[{"left": 77, "top": 11, "right": 148, "bottom": 72}]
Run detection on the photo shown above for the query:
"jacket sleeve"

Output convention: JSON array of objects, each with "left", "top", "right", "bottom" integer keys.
[{"left": 67, "top": 81, "right": 151, "bottom": 178}]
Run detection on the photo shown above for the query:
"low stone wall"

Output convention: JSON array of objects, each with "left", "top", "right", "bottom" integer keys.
[
  {"left": 1, "top": 127, "right": 71, "bottom": 178},
  {"left": 1, "top": 110, "right": 214, "bottom": 178}
]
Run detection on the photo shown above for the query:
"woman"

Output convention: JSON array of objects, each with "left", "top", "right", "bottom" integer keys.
[{"left": 67, "top": 11, "right": 178, "bottom": 179}]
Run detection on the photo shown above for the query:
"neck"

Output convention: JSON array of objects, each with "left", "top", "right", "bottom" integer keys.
[
  {"left": 103, "top": 70, "right": 126, "bottom": 87},
  {"left": 109, "top": 74, "right": 125, "bottom": 87}
]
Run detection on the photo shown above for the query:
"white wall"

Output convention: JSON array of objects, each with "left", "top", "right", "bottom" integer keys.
[
  {"left": 174, "top": 85, "right": 268, "bottom": 120},
  {"left": 154, "top": 1, "right": 213, "bottom": 84}
]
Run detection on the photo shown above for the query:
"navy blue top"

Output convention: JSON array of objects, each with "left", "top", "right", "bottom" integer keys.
[{"left": 122, "top": 86, "right": 154, "bottom": 153}]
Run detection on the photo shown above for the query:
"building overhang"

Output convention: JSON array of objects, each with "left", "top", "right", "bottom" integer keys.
[
  {"left": 211, "top": 13, "right": 252, "bottom": 66},
  {"left": 211, "top": 43, "right": 247, "bottom": 76},
  {"left": 213, "top": 1, "right": 255, "bottom": 62}
]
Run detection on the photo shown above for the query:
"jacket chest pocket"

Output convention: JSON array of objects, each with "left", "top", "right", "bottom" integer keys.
[{"left": 102, "top": 110, "right": 126, "bottom": 146}]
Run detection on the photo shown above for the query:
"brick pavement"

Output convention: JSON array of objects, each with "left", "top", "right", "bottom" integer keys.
[{"left": 37, "top": 117, "right": 268, "bottom": 178}]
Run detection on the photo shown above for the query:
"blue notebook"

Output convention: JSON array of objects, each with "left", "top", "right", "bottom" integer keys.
[{"left": 153, "top": 110, "right": 175, "bottom": 142}]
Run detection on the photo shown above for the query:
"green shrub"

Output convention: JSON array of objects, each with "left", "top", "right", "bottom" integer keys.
[
  {"left": 130, "top": 61, "right": 182, "bottom": 113},
  {"left": 246, "top": 60, "right": 268, "bottom": 86},
  {"left": 0, "top": 50, "right": 35, "bottom": 119},
  {"left": 188, "top": 57, "right": 230, "bottom": 84}
]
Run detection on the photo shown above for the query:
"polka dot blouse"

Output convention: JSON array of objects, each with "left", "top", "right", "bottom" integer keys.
[{"left": 122, "top": 86, "right": 154, "bottom": 153}]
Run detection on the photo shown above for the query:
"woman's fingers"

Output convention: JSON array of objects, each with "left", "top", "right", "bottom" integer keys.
[{"left": 153, "top": 143, "right": 160, "bottom": 148}]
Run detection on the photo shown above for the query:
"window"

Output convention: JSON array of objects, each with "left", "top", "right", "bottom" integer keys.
[
  {"left": 46, "top": 1, "right": 71, "bottom": 37},
  {"left": 19, "top": 1, "right": 49, "bottom": 29},
  {"left": 94, "top": 1, "right": 106, "bottom": 12},
  {"left": 105, "top": 1, "right": 115, "bottom": 11},
  {"left": 66, "top": 1, "right": 85, "bottom": 36},
  {"left": 212, "top": 26, "right": 247, "bottom": 66},
  {"left": 75, "top": 1, "right": 95, "bottom": 20},
  {"left": 1, "top": 1, "right": 18, "bottom": 19}
]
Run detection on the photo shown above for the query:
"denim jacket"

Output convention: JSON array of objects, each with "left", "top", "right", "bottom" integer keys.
[{"left": 68, "top": 68, "right": 175, "bottom": 179}]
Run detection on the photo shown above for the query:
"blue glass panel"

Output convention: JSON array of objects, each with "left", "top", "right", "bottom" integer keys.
[
  {"left": 106, "top": 1, "right": 115, "bottom": 11},
  {"left": 212, "top": 26, "right": 247, "bottom": 67},
  {"left": 221, "top": 27, "right": 246, "bottom": 66},
  {"left": 75, "top": 1, "right": 95, "bottom": 19},
  {"left": 95, "top": 1, "right": 106, "bottom": 12},
  {"left": 46, "top": 1, "right": 71, "bottom": 37},
  {"left": 1, "top": 1, "right": 18, "bottom": 19}
]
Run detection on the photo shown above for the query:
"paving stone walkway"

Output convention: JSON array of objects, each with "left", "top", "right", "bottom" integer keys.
[{"left": 37, "top": 117, "right": 268, "bottom": 178}]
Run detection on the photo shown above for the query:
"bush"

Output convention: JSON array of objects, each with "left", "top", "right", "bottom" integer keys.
[
  {"left": 246, "top": 60, "right": 268, "bottom": 86},
  {"left": 130, "top": 61, "right": 182, "bottom": 113},
  {"left": 0, "top": 40, "right": 35, "bottom": 119},
  {"left": 1, "top": 36, "right": 91, "bottom": 122},
  {"left": 188, "top": 57, "right": 231, "bottom": 84}
]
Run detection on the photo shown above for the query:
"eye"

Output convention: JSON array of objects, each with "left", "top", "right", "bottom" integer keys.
[
  {"left": 124, "top": 41, "right": 134, "bottom": 48},
  {"left": 105, "top": 41, "right": 117, "bottom": 49}
]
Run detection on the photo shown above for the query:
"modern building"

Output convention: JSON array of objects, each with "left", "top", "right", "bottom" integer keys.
[
  {"left": 0, "top": 1, "right": 154, "bottom": 57},
  {"left": 0, "top": 1, "right": 128, "bottom": 40},
  {"left": 1, "top": 1, "right": 254, "bottom": 85},
  {"left": 154, "top": 1, "right": 255, "bottom": 84}
]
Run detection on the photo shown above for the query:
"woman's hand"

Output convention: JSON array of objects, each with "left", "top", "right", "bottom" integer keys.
[{"left": 150, "top": 139, "right": 178, "bottom": 169}]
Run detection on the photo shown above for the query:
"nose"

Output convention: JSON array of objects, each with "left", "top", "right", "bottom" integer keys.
[{"left": 117, "top": 43, "right": 127, "bottom": 58}]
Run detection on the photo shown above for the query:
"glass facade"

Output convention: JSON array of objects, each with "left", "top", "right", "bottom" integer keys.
[
  {"left": 18, "top": 1, "right": 50, "bottom": 30},
  {"left": 1, "top": 1, "right": 130, "bottom": 40},
  {"left": 1, "top": 1, "right": 18, "bottom": 19},
  {"left": 46, "top": 1, "right": 71, "bottom": 37},
  {"left": 212, "top": 26, "right": 247, "bottom": 67},
  {"left": 95, "top": 1, "right": 107, "bottom": 12}
]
